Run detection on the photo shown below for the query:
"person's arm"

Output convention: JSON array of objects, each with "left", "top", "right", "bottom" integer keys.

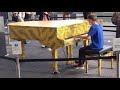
[
  {"left": 73, "top": 25, "right": 95, "bottom": 39},
  {"left": 73, "top": 34, "right": 91, "bottom": 39},
  {"left": 80, "top": 34, "right": 91, "bottom": 39}
]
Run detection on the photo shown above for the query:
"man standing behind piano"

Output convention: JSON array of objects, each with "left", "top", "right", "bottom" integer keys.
[
  {"left": 36, "top": 12, "right": 52, "bottom": 51},
  {"left": 73, "top": 13, "right": 104, "bottom": 69},
  {"left": 83, "top": 12, "right": 95, "bottom": 19},
  {"left": 36, "top": 12, "right": 50, "bottom": 20}
]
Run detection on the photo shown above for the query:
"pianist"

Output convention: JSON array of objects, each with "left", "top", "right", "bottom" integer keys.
[{"left": 73, "top": 13, "right": 104, "bottom": 69}]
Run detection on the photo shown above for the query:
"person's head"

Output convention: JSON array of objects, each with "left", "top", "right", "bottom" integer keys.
[{"left": 87, "top": 13, "right": 97, "bottom": 25}]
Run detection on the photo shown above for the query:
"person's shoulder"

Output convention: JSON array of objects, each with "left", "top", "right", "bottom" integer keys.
[
  {"left": 91, "top": 24, "right": 102, "bottom": 29},
  {"left": 93, "top": 24, "right": 101, "bottom": 27},
  {"left": 95, "top": 24, "right": 103, "bottom": 31},
  {"left": 91, "top": 24, "right": 97, "bottom": 28}
]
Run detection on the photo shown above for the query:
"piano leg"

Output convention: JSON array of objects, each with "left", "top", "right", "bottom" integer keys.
[
  {"left": 83, "top": 39, "right": 89, "bottom": 46},
  {"left": 66, "top": 45, "right": 75, "bottom": 65},
  {"left": 52, "top": 49, "right": 60, "bottom": 74},
  {"left": 21, "top": 40, "right": 25, "bottom": 59},
  {"left": 69, "top": 45, "right": 75, "bottom": 64}
]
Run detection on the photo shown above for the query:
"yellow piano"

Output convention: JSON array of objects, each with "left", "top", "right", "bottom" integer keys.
[{"left": 8, "top": 20, "right": 90, "bottom": 73}]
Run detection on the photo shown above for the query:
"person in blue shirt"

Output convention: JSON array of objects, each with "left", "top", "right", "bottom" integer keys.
[{"left": 73, "top": 13, "right": 104, "bottom": 69}]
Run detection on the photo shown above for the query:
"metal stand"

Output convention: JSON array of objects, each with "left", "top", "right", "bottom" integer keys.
[
  {"left": 7, "top": 26, "right": 10, "bottom": 45},
  {"left": 116, "top": 52, "right": 120, "bottom": 78},
  {"left": 16, "top": 55, "right": 20, "bottom": 78}
]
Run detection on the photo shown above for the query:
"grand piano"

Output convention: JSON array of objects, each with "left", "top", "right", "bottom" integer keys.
[{"left": 8, "top": 20, "right": 90, "bottom": 73}]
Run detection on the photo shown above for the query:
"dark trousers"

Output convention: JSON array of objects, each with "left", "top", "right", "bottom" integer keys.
[
  {"left": 12, "top": 16, "right": 18, "bottom": 22},
  {"left": 24, "top": 14, "right": 31, "bottom": 21},
  {"left": 78, "top": 46, "right": 96, "bottom": 66},
  {"left": 116, "top": 31, "right": 120, "bottom": 38}
]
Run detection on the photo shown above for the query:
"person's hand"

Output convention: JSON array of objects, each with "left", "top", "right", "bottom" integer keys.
[
  {"left": 81, "top": 34, "right": 88, "bottom": 37},
  {"left": 73, "top": 35, "right": 81, "bottom": 39}
]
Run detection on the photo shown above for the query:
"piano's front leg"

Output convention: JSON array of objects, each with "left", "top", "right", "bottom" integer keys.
[
  {"left": 66, "top": 45, "right": 75, "bottom": 65},
  {"left": 83, "top": 39, "right": 89, "bottom": 46},
  {"left": 52, "top": 49, "right": 60, "bottom": 74}
]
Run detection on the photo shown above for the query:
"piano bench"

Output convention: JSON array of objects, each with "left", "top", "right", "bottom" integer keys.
[{"left": 85, "top": 45, "right": 113, "bottom": 76}]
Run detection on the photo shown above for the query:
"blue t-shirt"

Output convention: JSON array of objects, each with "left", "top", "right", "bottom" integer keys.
[{"left": 88, "top": 24, "right": 104, "bottom": 51}]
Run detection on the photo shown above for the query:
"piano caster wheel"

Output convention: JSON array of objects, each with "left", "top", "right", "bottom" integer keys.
[{"left": 53, "top": 71, "right": 60, "bottom": 74}]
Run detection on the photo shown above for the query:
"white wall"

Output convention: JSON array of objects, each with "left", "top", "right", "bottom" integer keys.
[{"left": 0, "top": 16, "right": 5, "bottom": 32}]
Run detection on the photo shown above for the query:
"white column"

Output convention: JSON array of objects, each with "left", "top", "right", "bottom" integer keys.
[
  {"left": 8, "top": 12, "right": 12, "bottom": 21},
  {"left": 0, "top": 16, "right": 5, "bottom": 32},
  {"left": 117, "top": 52, "right": 120, "bottom": 78}
]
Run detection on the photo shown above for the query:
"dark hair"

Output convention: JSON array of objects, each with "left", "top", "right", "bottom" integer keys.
[{"left": 87, "top": 13, "right": 97, "bottom": 21}]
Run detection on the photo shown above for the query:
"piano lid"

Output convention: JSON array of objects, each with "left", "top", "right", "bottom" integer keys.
[
  {"left": 8, "top": 20, "right": 84, "bottom": 28},
  {"left": 8, "top": 20, "right": 90, "bottom": 50}
]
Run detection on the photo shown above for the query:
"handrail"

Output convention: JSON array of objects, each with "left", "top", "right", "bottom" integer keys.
[
  {"left": 0, "top": 56, "right": 116, "bottom": 62},
  {"left": 103, "top": 30, "right": 116, "bottom": 32},
  {"left": 103, "top": 26, "right": 116, "bottom": 27}
]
